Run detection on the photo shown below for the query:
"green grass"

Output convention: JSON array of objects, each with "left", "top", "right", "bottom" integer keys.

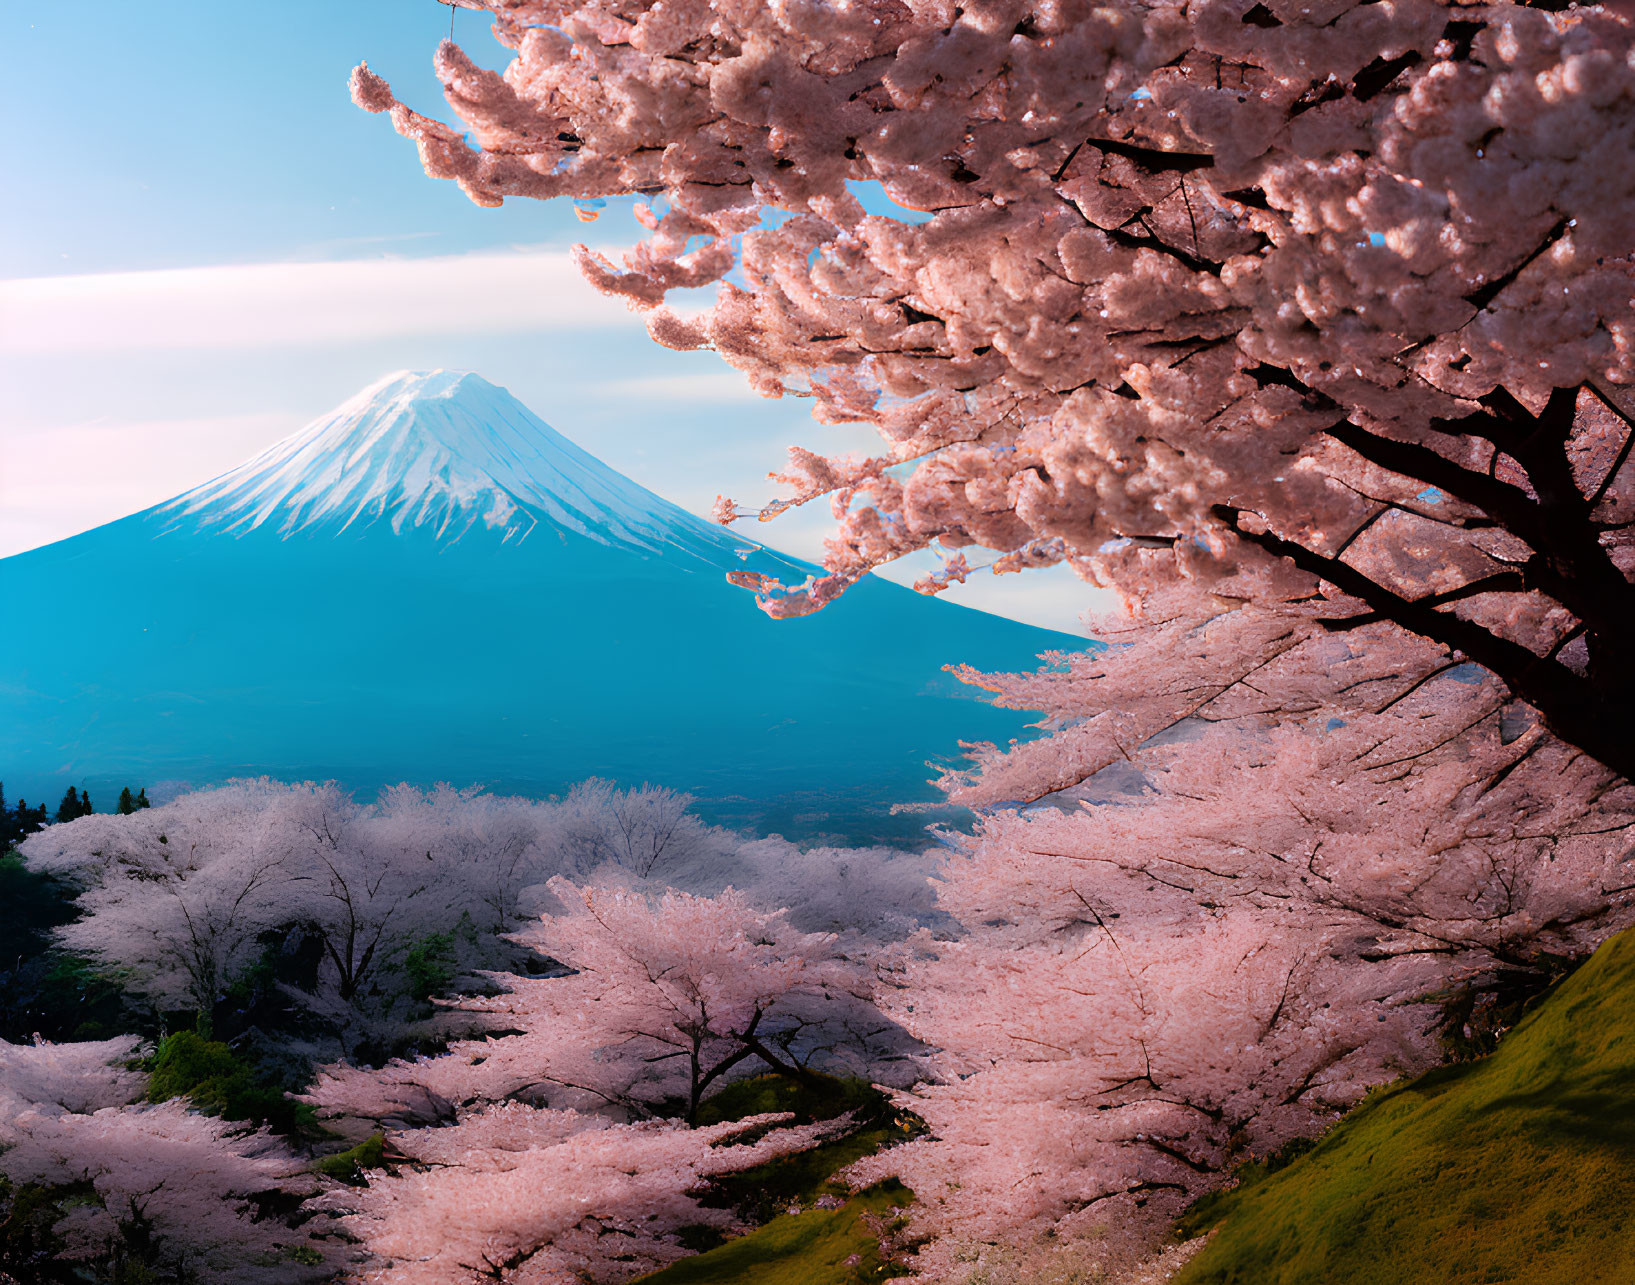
[
  {"left": 1174, "top": 925, "right": 1635, "bottom": 1285},
  {"left": 628, "top": 1074, "right": 922, "bottom": 1284},
  {"left": 635, "top": 1181, "right": 913, "bottom": 1285}
]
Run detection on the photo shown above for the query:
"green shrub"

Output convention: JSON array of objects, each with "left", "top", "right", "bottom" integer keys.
[
  {"left": 402, "top": 930, "right": 457, "bottom": 1002},
  {"left": 312, "top": 1132, "right": 387, "bottom": 1185},
  {"left": 146, "top": 1031, "right": 312, "bottom": 1134}
]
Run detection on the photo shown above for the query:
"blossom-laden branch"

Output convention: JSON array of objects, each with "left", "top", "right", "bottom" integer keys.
[{"left": 360, "top": 0, "right": 1635, "bottom": 773}]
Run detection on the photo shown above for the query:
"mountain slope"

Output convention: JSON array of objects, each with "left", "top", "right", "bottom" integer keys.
[
  {"left": 1174, "top": 929, "right": 1635, "bottom": 1285},
  {"left": 0, "top": 371, "right": 1084, "bottom": 840}
]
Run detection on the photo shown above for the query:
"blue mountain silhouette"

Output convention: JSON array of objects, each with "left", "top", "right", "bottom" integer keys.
[{"left": 0, "top": 371, "right": 1085, "bottom": 840}]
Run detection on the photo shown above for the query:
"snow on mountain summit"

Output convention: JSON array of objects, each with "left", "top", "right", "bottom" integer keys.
[{"left": 160, "top": 370, "right": 717, "bottom": 553}]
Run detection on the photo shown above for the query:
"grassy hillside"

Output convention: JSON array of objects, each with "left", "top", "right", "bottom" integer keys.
[
  {"left": 631, "top": 1074, "right": 918, "bottom": 1285},
  {"left": 633, "top": 1182, "right": 911, "bottom": 1285},
  {"left": 1175, "top": 926, "right": 1635, "bottom": 1285}
]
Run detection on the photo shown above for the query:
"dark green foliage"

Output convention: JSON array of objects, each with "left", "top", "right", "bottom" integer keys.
[
  {"left": 0, "top": 782, "right": 49, "bottom": 849},
  {"left": 145, "top": 1031, "right": 313, "bottom": 1135},
  {"left": 0, "top": 855, "right": 137, "bottom": 1043},
  {"left": 311, "top": 1132, "right": 387, "bottom": 1185},
  {"left": 117, "top": 787, "right": 135, "bottom": 816},
  {"left": 402, "top": 930, "right": 457, "bottom": 1003},
  {"left": 693, "top": 1074, "right": 881, "bottom": 1129},
  {"left": 50, "top": 786, "right": 94, "bottom": 822},
  {"left": 209, "top": 927, "right": 324, "bottom": 1048},
  {"left": 1174, "top": 925, "right": 1635, "bottom": 1285},
  {"left": 0, "top": 1175, "right": 84, "bottom": 1283},
  {"left": 0, "top": 951, "right": 140, "bottom": 1044},
  {"left": 1435, "top": 959, "right": 1579, "bottom": 1062},
  {"left": 135, "top": 788, "right": 150, "bottom": 810},
  {"left": 0, "top": 1177, "right": 207, "bottom": 1285},
  {"left": 624, "top": 1075, "right": 923, "bottom": 1283},
  {"left": 0, "top": 851, "right": 77, "bottom": 959}
]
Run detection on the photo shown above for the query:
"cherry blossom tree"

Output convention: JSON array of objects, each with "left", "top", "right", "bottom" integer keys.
[
  {"left": 0, "top": 1035, "right": 147, "bottom": 1118},
  {"left": 17, "top": 780, "right": 565, "bottom": 1039},
  {"left": 728, "top": 835, "right": 946, "bottom": 942},
  {"left": 320, "top": 15, "right": 1635, "bottom": 1275},
  {"left": 0, "top": 1037, "right": 338, "bottom": 1283},
  {"left": 368, "top": 782, "right": 563, "bottom": 933},
  {"left": 310, "top": 1105, "right": 852, "bottom": 1284},
  {"left": 19, "top": 783, "right": 305, "bottom": 1030},
  {"left": 356, "top": 0, "right": 1635, "bottom": 777},
  {"left": 843, "top": 606, "right": 1635, "bottom": 1276},
  {"left": 551, "top": 777, "right": 737, "bottom": 879},
  {"left": 20, "top": 780, "right": 943, "bottom": 1050},
  {"left": 307, "top": 876, "right": 913, "bottom": 1127},
  {"left": 296, "top": 880, "right": 918, "bottom": 1282}
]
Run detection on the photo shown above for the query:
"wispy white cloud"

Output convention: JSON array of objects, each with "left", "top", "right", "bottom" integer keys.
[
  {"left": 874, "top": 553, "right": 1108, "bottom": 638},
  {"left": 0, "top": 413, "right": 299, "bottom": 557},
  {"left": 613, "top": 373, "right": 766, "bottom": 404},
  {"left": 0, "top": 251, "right": 1103, "bottom": 635},
  {"left": 0, "top": 249, "right": 637, "bottom": 354}
]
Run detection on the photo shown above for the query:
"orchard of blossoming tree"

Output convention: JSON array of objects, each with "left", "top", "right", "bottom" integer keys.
[{"left": 0, "top": 783, "right": 941, "bottom": 1280}]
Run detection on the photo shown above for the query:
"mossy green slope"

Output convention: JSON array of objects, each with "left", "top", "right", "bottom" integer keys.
[
  {"left": 631, "top": 1074, "right": 917, "bottom": 1285},
  {"left": 634, "top": 1182, "right": 911, "bottom": 1285},
  {"left": 1176, "top": 926, "right": 1635, "bottom": 1285}
]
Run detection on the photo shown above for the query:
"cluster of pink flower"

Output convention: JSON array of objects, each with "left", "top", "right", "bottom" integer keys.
[
  {"left": 0, "top": 1037, "right": 336, "bottom": 1282},
  {"left": 851, "top": 603, "right": 1634, "bottom": 1274},
  {"left": 297, "top": 878, "right": 899, "bottom": 1281},
  {"left": 352, "top": 1, "right": 1633, "bottom": 783}
]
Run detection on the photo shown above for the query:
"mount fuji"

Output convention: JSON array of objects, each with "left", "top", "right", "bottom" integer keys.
[{"left": 0, "top": 371, "right": 1084, "bottom": 840}]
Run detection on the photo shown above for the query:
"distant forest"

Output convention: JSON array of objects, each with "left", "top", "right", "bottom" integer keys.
[{"left": 0, "top": 781, "right": 149, "bottom": 848}]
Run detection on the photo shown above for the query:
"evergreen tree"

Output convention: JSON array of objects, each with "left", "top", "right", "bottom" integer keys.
[
  {"left": 56, "top": 787, "right": 80, "bottom": 824},
  {"left": 80, "top": 788, "right": 93, "bottom": 816},
  {"left": 117, "top": 787, "right": 134, "bottom": 816},
  {"left": 134, "top": 788, "right": 149, "bottom": 810},
  {"left": 15, "top": 799, "right": 46, "bottom": 838}
]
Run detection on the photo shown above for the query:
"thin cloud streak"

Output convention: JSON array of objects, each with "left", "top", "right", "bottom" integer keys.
[
  {"left": 611, "top": 373, "right": 767, "bottom": 404},
  {"left": 0, "top": 249, "right": 637, "bottom": 353},
  {"left": 0, "top": 413, "right": 301, "bottom": 557}
]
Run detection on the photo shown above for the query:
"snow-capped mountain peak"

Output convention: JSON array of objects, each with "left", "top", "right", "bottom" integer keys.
[{"left": 160, "top": 370, "right": 704, "bottom": 552}]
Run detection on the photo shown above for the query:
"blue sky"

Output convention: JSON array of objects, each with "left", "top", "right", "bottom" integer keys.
[{"left": 0, "top": 1, "right": 1103, "bottom": 632}]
